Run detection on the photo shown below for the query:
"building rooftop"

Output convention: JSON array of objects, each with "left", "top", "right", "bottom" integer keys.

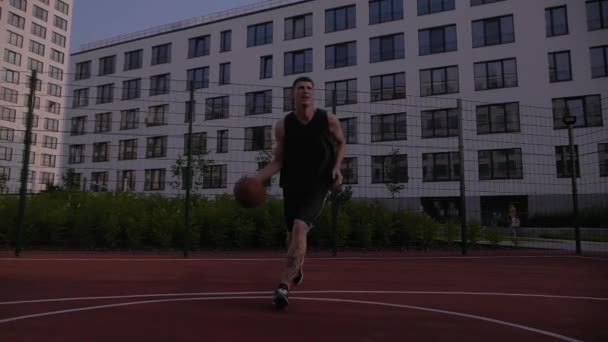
[{"left": 76, "top": 0, "right": 306, "bottom": 54}]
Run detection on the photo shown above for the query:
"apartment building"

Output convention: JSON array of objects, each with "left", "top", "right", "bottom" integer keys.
[
  {"left": 65, "top": 0, "right": 607, "bottom": 222},
  {"left": 0, "top": 0, "right": 73, "bottom": 193}
]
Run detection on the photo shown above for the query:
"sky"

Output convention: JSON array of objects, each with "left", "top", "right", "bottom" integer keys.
[{"left": 70, "top": 0, "right": 266, "bottom": 52}]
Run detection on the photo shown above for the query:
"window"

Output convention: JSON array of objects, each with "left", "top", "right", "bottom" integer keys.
[
  {"left": 477, "top": 102, "right": 520, "bottom": 134},
  {"left": 28, "top": 58, "right": 44, "bottom": 73},
  {"left": 184, "top": 133, "right": 207, "bottom": 155},
  {"left": 245, "top": 126, "right": 272, "bottom": 151},
  {"left": 70, "top": 116, "right": 85, "bottom": 135},
  {"left": 325, "top": 79, "right": 357, "bottom": 107},
  {"left": 30, "top": 40, "right": 45, "bottom": 56},
  {"left": 9, "top": 13, "right": 25, "bottom": 29},
  {"left": 42, "top": 154, "right": 56, "bottom": 167},
  {"left": 599, "top": 143, "right": 608, "bottom": 177},
  {"left": 548, "top": 51, "right": 571, "bottom": 82},
  {"left": 151, "top": 43, "right": 171, "bottom": 65},
  {"left": 478, "top": 148, "right": 523, "bottom": 180},
  {"left": 284, "top": 49, "right": 313, "bottom": 75},
  {"left": 217, "top": 130, "right": 228, "bottom": 153},
  {"left": 94, "top": 112, "right": 111, "bottom": 133},
  {"left": 472, "top": 15, "right": 514, "bottom": 47},
  {"left": 555, "top": 145, "right": 580, "bottom": 178},
  {"left": 188, "top": 35, "right": 210, "bottom": 58},
  {"left": 474, "top": 58, "right": 518, "bottom": 90},
  {"left": 419, "top": 24, "right": 457, "bottom": 55},
  {"left": 120, "top": 109, "right": 139, "bottom": 130},
  {"left": 471, "top": 0, "right": 505, "bottom": 6},
  {"left": 422, "top": 108, "right": 459, "bottom": 138},
  {"left": 147, "top": 104, "right": 168, "bottom": 127},
  {"left": 371, "top": 113, "right": 407, "bottom": 142},
  {"left": 586, "top": 0, "right": 608, "bottom": 30},
  {"left": 75, "top": 61, "right": 91, "bottom": 80},
  {"left": 144, "top": 169, "right": 165, "bottom": 191},
  {"left": 33, "top": 6, "right": 48, "bottom": 21},
  {"left": 122, "top": 79, "right": 141, "bottom": 100},
  {"left": 219, "top": 63, "right": 230, "bottom": 85},
  {"left": 72, "top": 88, "right": 88, "bottom": 108},
  {"left": 49, "top": 66, "right": 63, "bottom": 81},
  {"left": 56, "top": 0, "right": 69, "bottom": 15},
  {"left": 150, "top": 74, "right": 170, "bottom": 96},
  {"left": 52, "top": 32, "right": 66, "bottom": 47},
  {"left": 31, "top": 23, "right": 47, "bottom": 38},
  {"left": 96, "top": 84, "right": 114, "bottom": 104},
  {"left": 220, "top": 30, "right": 231, "bottom": 52},
  {"left": 8, "top": 31, "right": 24, "bottom": 48},
  {"left": 92, "top": 142, "right": 109, "bottom": 162},
  {"left": 47, "top": 100, "right": 61, "bottom": 114},
  {"left": 341, "top": 157, "right": 358, "bottom": 184},
  {"left": 283, "top": 87, "right": 294, "bottom": 112},
  {"left": 245, "top": 90, "right": 272, "bottom": 115},
  {"left": 1, "top": 107, "right": 17, "bottom": 122},
  {"left": 372, "top": 154, "right": 408, "bottom": 183},
  {"left": 41, "top": 172, "right": 56, "bottom": 188},
  {"left": 285, "top": 13, "right": 312, "bottom": 40},
  {"left": 0, "top": 127, "right": 15, "bottom": 141},
  {"left": 325, "top": 5, "right": 356, "bottom": 33},
  {"left": 370, "top": 72, "right": 406, "bottom": 102},
  {"left": 0, "top": 147, "right": 12, "bottom": 161},
  {"left": 369, "top": 0, "right": 403, "bottom": 25},
  {"left": 146, "top": 136, "right": 167, "bottom": 158},
  {"left": 117, "top": 171, "right": 135, "bottom": 192},
  {"left": 545, "top": 6, "right": 568, "bottom": 37},
  {"left": 0, "top": 87, "right": 18, "bottom": 104},
  {"left": 187, "top": 67, "right": 209, "bottom": 89},
  {"left": 98, "top": 55, "right": 115, "bottom": 75},
  {"left": 46, "top": 83, "right": 60, "bottom": 98},
  {"left": 552, "top": 95, "right": 602, "bottom": 129},
  {"left": 247, "top": 22, "right": 273, "bottom": 47},
  {"left": 4, "top": 49, "right": 22, "bottom": 66},
  {"left": 203, "top": 165, "right": 227, "bottom": 189},
  {"left": 260, "top": 55, "right": 272, "bottom": 79},
  {"left": 124, "top": 49, "right": 143, "bottom": 70},
  {"left": 42, "top": 136, "right": 58, "bottom": 149},
  {"left": 325, "top": 41, "right": 357, "bottom": 69},
  {"left": 590, "top": 45, "right": 608, "bottom": 78},
  {"left": 339, "top": 118, "right": 358, "bottom": 144},
  {"left": 205, "top": 96, "right": 229, "bottom": 120},
  {"left": 370, "top": 33, "right": 404, "bottom": 62},
  {"left": 418, "top": 0, "right": 455, "bottom": 15},
  {"left": 90, "top": 172, "right": 108, "bottom": 191},
  {"left": 68, "top": 145, "right": 85, "bottom": 164},
  {"left": 423, "top": 152, "right": 460, "bottom": 182},
  {"left": 113, "top": 139, "right": 136, "bottom": 161},
  {"left": 10, "top": 0, "right": 27, "bottom": 11},
  {"left": 53, "top": 15, "right": 67, "bottom": 31},
  {"left": 3, "top": 69, "right": 20, "bottom": 84},
  {"left": 420, "top": 66, "right": 459, "bottom": 96}
]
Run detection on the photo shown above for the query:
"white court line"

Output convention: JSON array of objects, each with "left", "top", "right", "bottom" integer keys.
[
  {"left": 0, "top": 255, "right": 581, "bottom": 261},
  {"left": 576, "top": 256, "right": 608, "bottom": 262},
  {"left": 2, "top": 290, "right": 606, "bottom": 305},
  {"left": 0, "top": 295, "right": 582, "bottom": 342}
]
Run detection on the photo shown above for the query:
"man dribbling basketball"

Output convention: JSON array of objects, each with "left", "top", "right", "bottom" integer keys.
[{"left": 255, "top": 76, "right": 346, "bottom": 309}]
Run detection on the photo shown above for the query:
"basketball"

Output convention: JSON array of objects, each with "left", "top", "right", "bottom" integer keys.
[{"left": 233, "top": 176, "right": 265, "bottom": 208}]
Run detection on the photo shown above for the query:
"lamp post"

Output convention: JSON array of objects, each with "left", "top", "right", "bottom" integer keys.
[{"left": 562, "top": 114, "right": 580, "bottom": 255}]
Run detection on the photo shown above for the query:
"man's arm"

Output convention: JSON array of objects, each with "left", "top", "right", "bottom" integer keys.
[
  {"left": 255, "top": 118, "right": 285, "bottom": 183},
  {"left": 328, "top": 113, "right": 346, "bottom": 186}
]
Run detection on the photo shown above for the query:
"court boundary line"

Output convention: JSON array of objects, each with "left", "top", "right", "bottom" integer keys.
[
  {"left": 2, "top": 290, "right": 606, "bottom": 305},
  {"left": 0, "top": 296, "right": 582, "bottom": 342},
  {"left": 0, "top": 255, "right": 582, "bottom": 262}
]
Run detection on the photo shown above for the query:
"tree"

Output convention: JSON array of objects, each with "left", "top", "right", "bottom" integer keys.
[
  {"left": 385, "top": 148, "right": 406, "bottom": 199},
  {"left": 170, "top": 150, "right": 214, "bottom": 191}
]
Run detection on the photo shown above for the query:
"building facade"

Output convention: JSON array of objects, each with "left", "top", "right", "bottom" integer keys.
[
  {"left": 0, "top": 0, "right": 73, "bottom": 193},
  {"left": 64, "top": 0, "right": 607, "bottom": 223}
]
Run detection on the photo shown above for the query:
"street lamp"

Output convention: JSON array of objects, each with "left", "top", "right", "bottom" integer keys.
[{"left": 562, "top": 113, "right": 581, "bottom": 255}]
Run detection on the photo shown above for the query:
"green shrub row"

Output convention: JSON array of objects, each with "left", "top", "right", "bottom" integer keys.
[{"left": 0, "top": 192, "right": 561, "bottom": 251}]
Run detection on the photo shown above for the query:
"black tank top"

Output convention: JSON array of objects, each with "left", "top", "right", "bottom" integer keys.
[{"left": 279, "top": 109, "right": 335, "bottom": 191}]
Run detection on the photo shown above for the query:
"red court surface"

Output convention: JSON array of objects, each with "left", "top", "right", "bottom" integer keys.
[{"left": 1, "top": 252, "right": 607, "bottom": 341}]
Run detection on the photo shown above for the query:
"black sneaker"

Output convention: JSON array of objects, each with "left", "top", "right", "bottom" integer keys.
[
  {"left": 293, "top": 267, "right": 303, "bottom": 286},
  {"left": 272, "top": 283, "right": 289, "bottom": 309}
]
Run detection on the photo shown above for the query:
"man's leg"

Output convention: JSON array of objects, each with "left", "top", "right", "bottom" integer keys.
[{"left": 281, "top": 219, "right": 308, "bottom": 287}]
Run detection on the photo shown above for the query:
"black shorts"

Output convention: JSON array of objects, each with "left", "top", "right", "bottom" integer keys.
[{"left": 283, "top": 186, "right": 330, "bottom": 232}]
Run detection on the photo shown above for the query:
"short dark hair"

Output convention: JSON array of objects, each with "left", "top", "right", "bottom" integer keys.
[{"left": 292, "top": 76, "right": 314, "bottom": 89}]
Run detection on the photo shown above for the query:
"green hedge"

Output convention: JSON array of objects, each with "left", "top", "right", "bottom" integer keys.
[{"left": 0, "top": 192, "right": 487, "bottom": 251}]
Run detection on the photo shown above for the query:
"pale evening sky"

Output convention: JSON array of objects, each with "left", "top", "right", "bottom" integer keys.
[{"left": 70, "top": 0, "right": 268, "bottom": 52}]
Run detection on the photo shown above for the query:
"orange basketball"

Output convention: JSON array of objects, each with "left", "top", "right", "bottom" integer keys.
[{"left": 233, "top": 176, "right": 265, "bottom": 208}]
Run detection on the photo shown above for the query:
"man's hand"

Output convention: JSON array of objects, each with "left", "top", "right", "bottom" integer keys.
[{"left": 332, "top": 167, "right": 343, "bottom": 189}]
